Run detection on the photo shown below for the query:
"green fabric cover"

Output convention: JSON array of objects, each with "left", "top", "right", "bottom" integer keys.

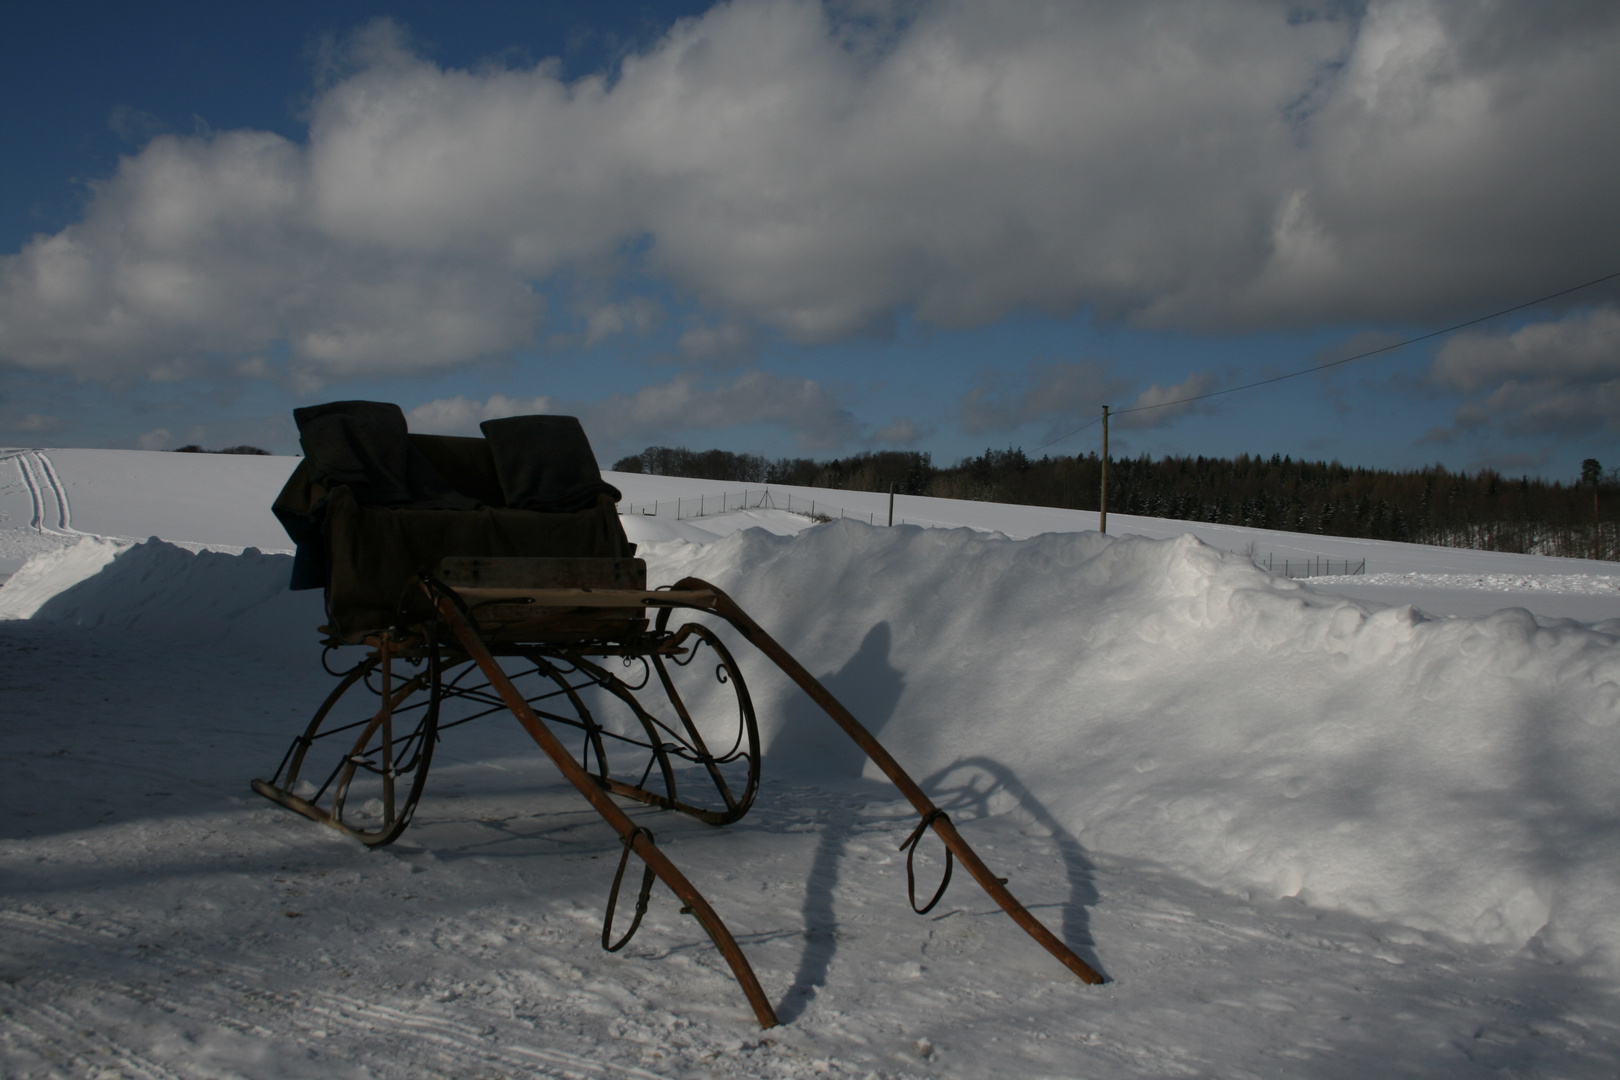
[
  {"left": 272, "top": 423, "right": 635, "bottom": 640},
  {"left": 321, "top": 486, "right": 632, "bottom": 639}
]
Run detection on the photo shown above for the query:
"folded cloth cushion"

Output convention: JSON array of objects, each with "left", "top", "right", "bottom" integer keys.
[
  {"left": 294, "top": 400, "right": 476, "bottom": 510},
  {"left": 408, "top": 433, "right": 506, "bottom": 508},
  {"left": 479, "top": 414, "right": 621, "bottom": 512}
]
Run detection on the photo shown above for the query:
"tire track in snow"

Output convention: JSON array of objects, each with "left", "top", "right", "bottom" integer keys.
[
  {"left": 33, "top": 451, "right": 75, "bottom": 533},
  {"left": 12, "top": 450, "right": 47, "bottom": 532},
  {"left": 294, "top": 993, "right": 672, "bottom": 1080},
  {"left": 10, "top": 450, "right": 78, "bottom": 537},
  {"left": 0, "top": 985, "right": 189, "bottom": 1080},
  {"left": 0, "top": 908, "right": 676, "bottom": 1080}
]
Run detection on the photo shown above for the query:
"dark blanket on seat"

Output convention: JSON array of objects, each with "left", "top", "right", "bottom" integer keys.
[
  {"left": 293, "top": 400, "right": 478, "bottom": 510},
  {"left": 273, "top": 404, "right": 634, "bottom": 638},
  {"left": 480, "top": 414, "right": 621, "bottom": 512}
]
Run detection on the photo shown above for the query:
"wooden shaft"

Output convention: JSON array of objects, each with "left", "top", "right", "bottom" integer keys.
[
  {"left": 673, "top": 577, "right": 1105, "bottom": 986},
  {"left": 427, "top": 589, "right": 780, "bottom": 1029},
  {"left": 452, "top": 586, "right": 715, "bottom": 607}
]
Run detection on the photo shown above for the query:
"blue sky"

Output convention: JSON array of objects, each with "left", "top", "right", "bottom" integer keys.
[{"left": 3, "top": 1, "right": 1618, "bottom": 479}]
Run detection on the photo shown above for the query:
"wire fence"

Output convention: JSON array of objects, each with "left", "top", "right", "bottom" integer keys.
[
  {"left": 1262, "top": 554, "right": 1367, "bottom": 579},
  {"left": 619, "top": 488, "right": 896, "bottom": 525},
  {"left": 617, "top": 494, "right": 1367, "bottom": 569}
]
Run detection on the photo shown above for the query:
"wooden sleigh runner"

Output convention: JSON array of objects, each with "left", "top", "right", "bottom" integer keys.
[{"left": 254, "top": 401, "right": 1102, "bottom": 1029}]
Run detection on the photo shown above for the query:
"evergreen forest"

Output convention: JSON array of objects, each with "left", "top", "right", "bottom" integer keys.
[{"left": 614, "top": 446, "right": 1618, "bottom": 562}]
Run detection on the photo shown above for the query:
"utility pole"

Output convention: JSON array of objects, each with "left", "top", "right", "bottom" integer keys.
[
  {"left": 888, "top": 482, "right": 896, "bottom": 527},
  {"left": 1584, "top": 458, "right": 1603, "bottom": 560},
  {"left": 1099, "top": 404, "right": 1109, "bottom": 535}
]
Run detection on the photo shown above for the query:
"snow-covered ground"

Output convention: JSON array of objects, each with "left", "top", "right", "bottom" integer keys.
[{"left": 4, "top": 448, "right": 1620, "bottom": 1078}]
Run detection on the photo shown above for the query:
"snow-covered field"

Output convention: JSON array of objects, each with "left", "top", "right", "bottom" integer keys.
[{"left": 4, "top": 448, "right": 1620, "bottom": 1078}]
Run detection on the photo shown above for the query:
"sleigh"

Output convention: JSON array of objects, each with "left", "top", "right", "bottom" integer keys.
[{"left": 253, "top": 401, "right": 1101, "bottom": 1028}]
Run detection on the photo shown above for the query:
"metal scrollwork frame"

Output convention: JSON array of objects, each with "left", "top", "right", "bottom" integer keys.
[{"left": 257, "top": 618, "right": 761, "bottom": 847}]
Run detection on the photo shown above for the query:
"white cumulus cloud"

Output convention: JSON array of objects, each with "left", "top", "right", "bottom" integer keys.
[
  {"left": 405, "top": 393, "right": 559, "bottom": 436},
  {"left": 408, "top": 368, "right": 859, "bottom": 452},
  {"left": 1428, "top": 306, "right": 1620, "bottom": 438},
  {"left": 2, "top": 1, "right": 1618, "bottom": 384}
]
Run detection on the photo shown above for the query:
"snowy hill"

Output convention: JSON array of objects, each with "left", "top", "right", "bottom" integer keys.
[
  {"left": 7, "top": 445, "right": 1620, "bottom": 618},
  {"left": 4, "top": 447, "right": 1620, "bottom": 1077}
]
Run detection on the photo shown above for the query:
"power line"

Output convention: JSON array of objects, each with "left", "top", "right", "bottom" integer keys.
[
  {"left": 1031, "top": 415, "right": 1101, "bottom": 452},
  {"left": 1034, "top": 268, "right": 1620, "bottom": 452}
]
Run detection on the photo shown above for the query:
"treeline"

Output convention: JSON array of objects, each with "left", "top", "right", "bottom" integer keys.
[
  {"left": 174, "top": 444, "right": 269, "bottom": 455},
  {"left": 615, "top": 446, "right": 936, "bottom": 494},
  {"left": 613, "top": 444, "right": 1618, "bottom": 561}
]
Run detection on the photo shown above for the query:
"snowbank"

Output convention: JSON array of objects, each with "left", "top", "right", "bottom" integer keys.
[
  {"left": 642, "top": 522, "right": 1620, "bottom": 974},
  {"left": 619, "top": 505, "right": 812, "bottom": 547},
  {"left": 0, "top": 535, "right": 132, "bottom": 619},
  {"left": 0, "top": 535, "right": 317, "bottom": 649},
  {"left": 7, "top": 523, "right": 1620, "bottom": 977}
]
